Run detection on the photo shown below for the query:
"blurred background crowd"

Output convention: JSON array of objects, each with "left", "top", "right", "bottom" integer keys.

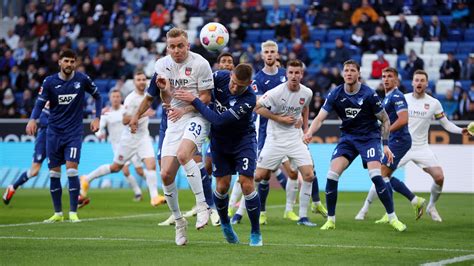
[{"left": 0, "top": 0, "right": 473, "bottom": 120}]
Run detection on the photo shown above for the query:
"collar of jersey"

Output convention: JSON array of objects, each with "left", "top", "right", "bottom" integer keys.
[{"left": 343, "top": 82, "right": 361, "bottom": 95}]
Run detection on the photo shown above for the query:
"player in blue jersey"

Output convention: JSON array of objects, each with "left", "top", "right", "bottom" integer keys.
[
  {"left": 3, "top": 106, "right": 49, "bottom": 205},
  {"left": 303, "top": 60, "right": 407, "bottom": 232},
  {"left": 355, "top": 67, "right": 426, "bottom": 222},
  {"left": 26, "top": 49, "right": 102, "bottom": 223},
  {"left": 175, "top": 63, "right": 263, "bottom": 246}
]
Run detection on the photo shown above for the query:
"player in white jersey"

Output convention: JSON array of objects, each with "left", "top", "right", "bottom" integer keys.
[
  {"left": 91, "top": 89, "right": 145, "bottom": 202},
  {"left": 79, "top": 71, "right": 166, "bottom": 207},
  {"left": 397, "top": 70, "right": 468, "bottom": 222},
  {"left": 130, "top": 28, "right": 213, "bottom": 246},
  {"left": 255, "top": 59, "right": 323, "bottom": 226}
]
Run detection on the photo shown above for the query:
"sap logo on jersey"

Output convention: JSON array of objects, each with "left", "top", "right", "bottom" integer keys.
[
  {"left": 345, "top": 108, "right": 361, "bottom": 118},
  {"left": 58, "top": 94, "right": 77, "bottom": 104}
]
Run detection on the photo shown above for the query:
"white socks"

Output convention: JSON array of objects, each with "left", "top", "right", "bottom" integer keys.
[
  {"left": 87, "top": 164, "right": 111, "bottom": 182},
  {"left": 144, "top": 169, "right": 158, "bottom": 198},
  {"left": 163, "top": 181, "right": 181, "bottom": 219},
  {"left": 183, "top": 160, "right": 205, "bottom": 203},
  {"left": 361, "top": 184, "right": 377, "bottom": 213},
  {"left": 124, "top": 174, "right": 142, "bottom": 195},
  {"left": 298, "top": 180, "right": 312, "bottom": 218},
  {"left": 236, "top": 196, "right": 246, "bottom": 216},
  {"left": 429, "top": 183, "right": 442, "bottom": 206},
  {"left": 285, "top": 178, "right": 298, "bottom": 212},
  {"left": 229, "top": 180, "right": 242, "bottom": 208}
]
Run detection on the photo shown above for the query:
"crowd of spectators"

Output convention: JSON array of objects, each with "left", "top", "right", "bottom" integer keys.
[{"left": 0, "top": 0, "right": 473, "bottom": 120}]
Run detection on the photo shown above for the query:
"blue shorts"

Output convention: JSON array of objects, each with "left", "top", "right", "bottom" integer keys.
[
  {"left": 33, "top": 127, "right": 47, "bottom": 163},
  {"left": 46, "top": 131, "right": 82, "bottom": 168},
  {"left": 331, "top": 136, "right": 382, "bottom": 167},
  {"left": 211, "top": 141, "right": 257, "bottom": 178},
  {"left": 383, "top": 138, "right": 411, "bottom": 170},
  {"left": 157, "top": 129, "right": 166, "bottom": 161}
]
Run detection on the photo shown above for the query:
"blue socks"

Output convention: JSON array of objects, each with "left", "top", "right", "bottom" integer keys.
[
  {"left": 325, "top": 179, "right": 338, "bottom": 216},
  {"left": 213, "top": 191, "right": 230, "bottom": 224},
  {"left": 372, "top": 175, "right": 394, "bottom": 214},
  {"left": 50, "top": 177, "right": 62, "bottom": 212},
  {"left": 258, "top": 180, "right": 269, "bottom": 212},
  {"left": 13, "top": 171, "right": 29, "bottom": 190},
  {"left": 245, "top": 191, "right": 261, "bottom": 234},
  {"left": 390, "top": 177, "right": 415, "bottom": 201},
  {"left": 201, "top": 167, "right": 215, "bottom": 208},
  {"left": 68, "top": 176, "right": 80, "bottom": 212},
  {"left": 275, "top": 171, "right": 287, "bottom": 189},
  {"left": 312, "top": 176, "right": 320, "bottom": 202}
]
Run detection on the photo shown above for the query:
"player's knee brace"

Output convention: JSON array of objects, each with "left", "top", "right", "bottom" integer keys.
[
  {"left": 49, "top": 170, "right": 61, "bottom": 178},
  {"left": 368, "top": 169, "right": 382, "bottom": 178},
  {"left": 326, "top": 171, "right": 340, "bottom": 181},
  {"left": 66, "top": 168, "right": 79, "bottom": 177}
]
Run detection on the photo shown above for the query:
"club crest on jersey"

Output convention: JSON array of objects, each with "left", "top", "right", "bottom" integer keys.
[
  {"left": 74, "top": 82, "right": 81, "bottom": 89},
  {"left": 424, "top": 103, "right": 430, "bottom": 110},
  {"left": 58, "top": 93, "right": 77, "bottom": 105},
  {"left": 299, "top": 98, "right": 305, "bottom": 105},
  {"left": 345, "top": 108, "right": 361, "bottom": 118},
  {"left": 280, "top": 76, "right": 286, "bottom": 82},
  {"left": 252, "top": 84, "right": 258, "bottom": 91},
  {"left": 185, "top": 67, "right": 192, "bottom": 76}
]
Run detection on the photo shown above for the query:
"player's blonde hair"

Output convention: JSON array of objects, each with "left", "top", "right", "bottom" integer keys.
[
  {"left": 261, "top": 40, "right": 278, "bottom": 52},
  {"left": 166, "top": 27, "right": 188, "bottom": 40}
]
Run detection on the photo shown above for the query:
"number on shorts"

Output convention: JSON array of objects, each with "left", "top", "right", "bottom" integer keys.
[
  {"left": 188, "top": 122, "right": 202, "bottom": 137},
  {"left": 242, "top": 158, "right": 249, "bottom": 170},
  {"left": 70, "top": 147, "right": 78, "bottom": 159},
  {"left": 367, "top": 148, "right": 375, "bottom": 158}
]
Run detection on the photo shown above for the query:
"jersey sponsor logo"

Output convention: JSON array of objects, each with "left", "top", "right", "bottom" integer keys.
[
  {"left": 202, "top": 78, "right": 213, "bottom": 84},
  {"left": 169, "top": 78, "right": 189, "bottom": 87},
  {"left": 409, "top": 110, "right": 428, "bottom": 117},
  {"left": 229, "top": 99, "right": 236, "bottom": 106},
  {"left": 74, "top": 82, "right": 81, "bottom": 89},
  {"left": 185, "top": 67, "right": 192, "bottom": 76},
  {"left": 264, "top": 80, "right": 270, "bottom": 85},
  {"left": 424, "top": 103, "right": 430, "bottom": 110},
  {"left": 299, "top": 98, "right": 305, "bottom": 105},
  {"left": 340, "top": 98, "right": 347, "bottom": 102},
  {"left": 54, "top": 84, "right": 62, "bottom": 89},
  {"left": 345, "top": 108, "right": 361, "bottom": 118},
  {"left": 58, "top": 93, "right": 77, "bottom": 105},
  {"left": 357, "top": 98, "right": 364, "bottom": 106},
  {"left": 280, "top": 76, "right": 286, "bottom": 82},
  {"left": 395, "top": 100, "right": 404, "bottom": 106}
]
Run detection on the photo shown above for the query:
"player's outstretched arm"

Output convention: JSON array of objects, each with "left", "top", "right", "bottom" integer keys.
[
  {"left": 303, "top": 109, "right": 328, "bottom": 144},
  {"left": 439, "top": 116, "right": 468, "bottom": 135},
  {"left": 26, "top": 96, "right": 48, "bottom": 136},
  {"left": 375, "top": 109, "right": 394, "bottom": 163}
]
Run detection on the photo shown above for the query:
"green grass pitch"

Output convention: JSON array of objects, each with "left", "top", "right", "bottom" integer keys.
[{"left": 1, "top": 189, "right": 473, "bottom": 265}]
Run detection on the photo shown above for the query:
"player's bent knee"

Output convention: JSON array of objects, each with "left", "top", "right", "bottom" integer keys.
[
  {"left": 66, "top": 168, "right": 78, "bottom": 177},
  {"left": 49, "top": 170, "right": 61, "bottom": 178},
  {"left": 109, "top": 163, "right": 123, "bottom": 173}
]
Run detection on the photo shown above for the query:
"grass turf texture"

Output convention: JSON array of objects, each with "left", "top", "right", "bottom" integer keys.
[{"left": 1, "top": 189, "right": 473, "bottom": 265}]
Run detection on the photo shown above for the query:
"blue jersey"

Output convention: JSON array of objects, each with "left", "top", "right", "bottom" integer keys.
[
  {"left": 382, "top": 88, "right": 410, "bottom": 141},
  {"left": 192, "top": 70, "right": 256, "bottom": 147},
  {"left": 38, "top": 107, "right": 50, "bottom": 128},
  {"left": 251, "top": 68, "right": 287, "bottom": 150},
  {"left": 34, "top": 72, "right": 101, "bottom": 136},
  {"left": 147, "top": 73, "right": 168, "bottom": 159},
  {"left": 323, "top": 83, "right": 383, "bottom": 139}
]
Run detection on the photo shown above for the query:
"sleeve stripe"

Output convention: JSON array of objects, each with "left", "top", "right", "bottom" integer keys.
[
  {"left": 229, "top": 109, "right": 240, "bottom": 120},
  {"left": 38, "top": 97, "right": 46, "bottom": 102},
  {"left": 396, "top": 108, "right": 408, "bottom": 113}
]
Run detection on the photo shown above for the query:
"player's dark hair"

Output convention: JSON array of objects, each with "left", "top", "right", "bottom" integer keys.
[
  {"left": 217, "top": 52, "right": 233, "bottom": 63},
  {"left": 286, "top": 59, "right": 303, "bottom": 68},
  {"left": 133, "top": 69, "right": 146, "bottom": 77},
  {"left": 233, "top": 63, "right": 253, "bottom": 84},
  {"left": 343, "top": 59, "right": 360, "bottom": 71},
  {"left": 414, "top": 69, "right": 428, "bottom": 80},
  {"left": 59, "top": 49, "right": 77, "bottom": 59},
  {"left": 382, "top": 67, "right": 398, "bottom": 77},
  {"left": 109, "top": 88, "right": 122, "bottom": 95}
]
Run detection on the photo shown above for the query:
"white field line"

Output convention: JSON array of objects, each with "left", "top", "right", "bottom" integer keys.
[
  {"left": 420, "top": 254, "right": 474, "bottom": 266},
  {"left": 0, "top": 235, "right": 473, "bottom": 254}
]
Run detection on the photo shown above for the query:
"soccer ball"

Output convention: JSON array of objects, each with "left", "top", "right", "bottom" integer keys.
[{"left": 199, "top": 22, "right": 229, "bottom": 52}]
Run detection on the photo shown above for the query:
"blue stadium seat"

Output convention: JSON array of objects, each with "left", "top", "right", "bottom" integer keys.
[
  {"left": 321, "top": 42, "right": 336, "bottom": 50},
  {"left": 305, "top": 66, "right": 319, "bottom": 77},
  {"left": 102, "top": 30, "right": 113, "bottom": 41},
  {"left": 260, "top": 30, "right": 275, "bottom": 42},
  {"left": 245, "top": 30, "right": 260, "bottom": 43},
  {"left": 108, "top": 79, "right": 117, "bottom": 91},
  {"left": 88, "top": 42, "right": 99, "bottom": 58},
  {"left": 14, "top": 92, "right": 23, "bottom": 105},
  {"left": 448, "top": 30, "right": 463, "bottom": 41},
  {"left": 457, "top": 42, "right": 474, "bottom": 54},
  {"left": 309, "top": 29, "right": 326, "bottom": 42},
  {"left": 459, "top": 80, "right": 472, "bottom": 91},
  {"left": 402, "top": 80, "right": 413, "bottom": 92},
  {"left": 464, "top": 29, "right": 474, "bottom": 41},
  {"left": 94, "top": 79, "right": 109, "bottom": 94},
  {"left": 142, "top": 17, "right": 150, "bottom": 27},
  {"left": 397, "top": 54, "right": 408, "bottom": 68},
  {"left": 326, "top": 29, "right": 345, "bottom": 42},
  {"left": 438, "top": 16, "right": 452, "bottom": 27},
  {"left": 440, "top": 42, "right": 458, "bottom": 53}
]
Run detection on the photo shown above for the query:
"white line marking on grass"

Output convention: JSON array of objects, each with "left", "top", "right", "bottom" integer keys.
[
  {"left": 420, "top": 254, "right": 474, "bottom": 266},
  {"left": 0, "top": 236, "right": 473, "bottom": 254}
]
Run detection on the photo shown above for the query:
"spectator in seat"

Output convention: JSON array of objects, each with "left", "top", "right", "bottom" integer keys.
[
  {"left": 128, "top": 15, "right": 147, "bottom": 43},
  {"left": 172, "top": 3, "right": 188, "bottom": 29},
  {"left": 229, "top": 16, "right": 247, "bottom": 43},
  {"left": 286, "top": 4, "right": 301, "bottom": 24},
  {"left": 356, "top": 13, "right": 375, "bottom": 36},
  {"left": 266, "top": 1, "right": 286, "bottom": 28},
  {"left": 350, "top": 27, "right": 369, "bottom": 53},
  {"left": 371, "top": 50, "right": 389, "bottom": 79},
  {"left": 290, "top": 18, "right": 309, "bottom": 42},
  {"left": 308, "top": 39, "right": 327, "bottom": 68},
  {"left": 428, "top": 15, "right": 447, "bottom": 42},
  {"left": 393, "top": 13, "right": 413, "bottom": 41},
  {"left": 315, "top": 6, "right": 334, "bottom": 29},
  {"left": 451, "top": 3, "right": 470, "bottom": 28},
  {"left": 248, "top": 3, "right": 267, "bottom": 29},
  {"left": 412, "top": 17, "right": 429, "bottom": 41},
  {"left": 368, "top": 26, "right": 388, "bottom": 53},
  {"left": 327, "top": 38, "right": 351, "bottom": 67},
  {"left": 351, "top": 0, "right": 378, "bottom": 26},
  {"left": 440, "top": 88, "right": 459, "bottom": 120},
  {"left": 388, "top": 29, "right": 406, "bottom": 54},
  {"left": 333, "top": 1, "right": 352, "bottom": 29},
  {"left": 150, "top": 4, "right": 169, "bottom": 28},
  {"left": 439, "top": 52, "right": 461, "bottom": 80},
  {"left": 275, "top": 19, "right": 291, "bottom": 42},
  {"left": 461, "top": 54, "right": 474, "bottom": 81},
  {"left": 403, "top": 49, "right": 424, "bottom": 79}
]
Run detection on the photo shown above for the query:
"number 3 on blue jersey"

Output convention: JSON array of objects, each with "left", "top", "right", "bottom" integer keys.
[
  {"left": 242, "top": 158, "right": 249, "bottom": 170},
  {"left": 188, "top": 122, "right": 202, "bottom": 137}
]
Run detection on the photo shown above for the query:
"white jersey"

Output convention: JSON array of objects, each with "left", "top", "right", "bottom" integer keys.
[
  {"left": 154, "top": 51, "right": 213, "bottom": 111},
  {"left": 405, "top": 93, "right": 444, "bottom": 146},
  {"left": 97, "top": 105, "right": 126, "bottom": 145},
  {"left": 259, "top": 82, "right": 312, "bottom": 140},
  {"left": 123, "top": 90, "right": 149, "bottom": 137}
]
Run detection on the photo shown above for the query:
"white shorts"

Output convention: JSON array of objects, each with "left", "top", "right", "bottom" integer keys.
[
  {"left": 113, "top": 135, "right": 155, "bottom": 165},
  {"left": 398, "top": 145, "right": 440, "bottom": 169},
  {"left": 111, "top": 142, "right": 142, "bottom": 168},
  {"left": 257, "top": 139, "right": 313, "bottom": 171},
  {"left": 161, "top": 115, "right": 210, "bottom": 157}
]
